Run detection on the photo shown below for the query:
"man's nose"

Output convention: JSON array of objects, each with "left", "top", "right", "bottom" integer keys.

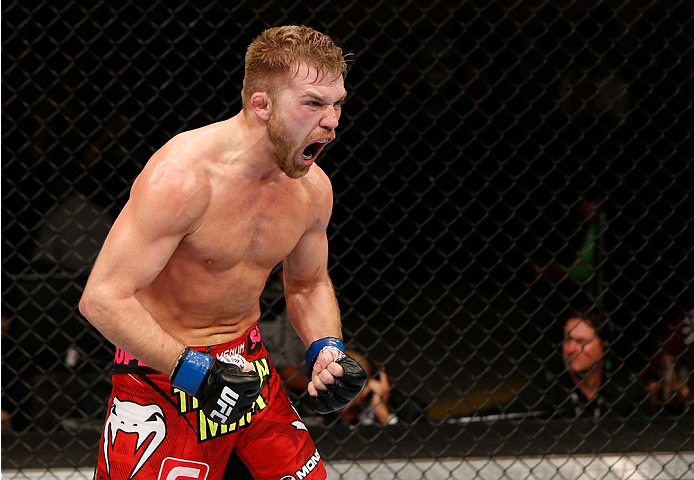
[{"left": 320, "top": 106, "right": 340, "bottom": 129}]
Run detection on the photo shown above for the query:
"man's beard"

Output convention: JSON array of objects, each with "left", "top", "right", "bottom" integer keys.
[{"left": 267, "top": 113, "right": 311, "bottom": 179}]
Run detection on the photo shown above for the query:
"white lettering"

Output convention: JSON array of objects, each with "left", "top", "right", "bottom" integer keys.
[
  {"left": 296, "top": 466, "right": 310, "bottom": 480},
  {"left": 220, "top": 387, "right": 239, "bottom": 404},
  {"left": 210, "top": 387, "right": 240, "bottom": 423},
  {"left": 210, "top": 410, "right": 227, "bottom": 423},
  {"left": 295, "top": 449, "right": 321, "bottom": 479},
  {"left": 216, "top": 345, "right": 245, "bottom": 358}
]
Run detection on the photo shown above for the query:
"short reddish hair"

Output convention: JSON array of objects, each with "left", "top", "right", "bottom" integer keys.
[{"left": 242, "top": 25, "right": 347, "bottom": 109}]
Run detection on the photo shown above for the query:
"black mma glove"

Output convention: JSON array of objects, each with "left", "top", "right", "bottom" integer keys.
[
  {"left": 170, "top": 347, "right": 261, "bottom": 425},
  {"left": 306, "top": 337, "right": 367, "bottom": 414}
]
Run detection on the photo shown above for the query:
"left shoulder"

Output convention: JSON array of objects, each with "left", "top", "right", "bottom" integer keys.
[
  {"left": 298, "top": 165, "right": 333, "bottom": 227},
  {"left": 301, "top": 164, "right": 333, "bottom": 199}
]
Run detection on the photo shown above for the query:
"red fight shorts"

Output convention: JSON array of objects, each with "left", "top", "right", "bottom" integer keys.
[{"left": 95, "top": 323, "right": 326, "bottom": 480}]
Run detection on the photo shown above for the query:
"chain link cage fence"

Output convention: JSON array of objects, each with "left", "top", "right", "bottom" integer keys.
[{"left": 2, "top": 0, "right": 693, "bottom": 478}]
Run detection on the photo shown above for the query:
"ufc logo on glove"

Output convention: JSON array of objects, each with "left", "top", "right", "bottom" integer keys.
[
  {"left": 210, "top": 387, "right": 240, "bottom": 423},
  {"left": 170, "top": 349, "right": 262, "bottom": 425}
]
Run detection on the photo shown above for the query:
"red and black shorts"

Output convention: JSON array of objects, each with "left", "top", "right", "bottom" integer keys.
[{"left": 95, "top": 323, "right": 326, "bottom": 480}]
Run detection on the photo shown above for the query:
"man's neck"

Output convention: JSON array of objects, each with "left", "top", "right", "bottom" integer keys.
[{"left": 228, "top": 111, "right": 284, "bottom": 181}]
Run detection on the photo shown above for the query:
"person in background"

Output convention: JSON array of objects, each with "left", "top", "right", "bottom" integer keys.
[
  {"left": 541, "top": 308, "right": 648, "bottom": 419},
  {"left": 646, "top": 307, "right": 694, "bottom": 414},
  {"left": 336, "top": 349, "right": 425, "bottom": 426},
  {"left": 533, "top": 194, "right": 605, "bottom": 303}
]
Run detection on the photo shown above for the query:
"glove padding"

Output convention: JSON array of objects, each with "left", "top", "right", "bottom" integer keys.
[
  {"left": 313, "top": 355, "right": 367, "bottom": 414},
  {"left": 197, "top": 360, "right": 261, "bottom": 425}
]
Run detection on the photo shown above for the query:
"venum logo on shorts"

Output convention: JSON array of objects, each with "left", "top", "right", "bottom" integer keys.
[
  {"left": 157, "top": 458, "right": 209, "bottom": 480},
  {"left": 103, "top": 397, "right": 166, "bottom": 479},
  {"left": 279, "top": 449, "right": 321, "bottom": 480},
  {"left": 247, "top": 325, "right": 262, "bottom": 354},
  {"left": 216, "top": 343, "right": 245, "bottom": 359}
]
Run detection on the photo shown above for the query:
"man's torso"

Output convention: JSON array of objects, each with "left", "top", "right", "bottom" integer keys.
[{"left": 133, "top": 121, "right": 328, "bottom": 345}]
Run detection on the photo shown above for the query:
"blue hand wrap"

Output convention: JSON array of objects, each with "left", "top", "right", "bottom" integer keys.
[
  {"left": 171, "top": 349, "right": 213, "bottom": 396},
  {"left": 306, "top": 337, "right": 344, "bottom": 375}
]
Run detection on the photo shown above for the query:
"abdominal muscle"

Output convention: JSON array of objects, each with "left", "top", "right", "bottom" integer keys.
[{"left": 136, "top": 256, "right": 273, "bottom": 348}]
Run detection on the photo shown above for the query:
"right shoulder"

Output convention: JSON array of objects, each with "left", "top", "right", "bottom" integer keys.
[{"left": 129, "top": 134, "right": 212, "bottom": 232}]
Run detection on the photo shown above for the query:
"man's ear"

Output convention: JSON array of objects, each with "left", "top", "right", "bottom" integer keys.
[{"left": 251, "top": 92, "right": 271, "bottom": 121}]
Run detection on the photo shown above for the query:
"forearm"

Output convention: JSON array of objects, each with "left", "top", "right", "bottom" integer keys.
[
  {"left": 79, "top": 287, "right": 184, "bottom": 375},
  {"left": 285, "top": 277, "right": 342, "bottom": 348}
]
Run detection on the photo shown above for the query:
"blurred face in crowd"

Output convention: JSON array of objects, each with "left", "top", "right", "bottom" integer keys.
[{"left": 563, "top": 317, "right": 605, "bottom": 375}]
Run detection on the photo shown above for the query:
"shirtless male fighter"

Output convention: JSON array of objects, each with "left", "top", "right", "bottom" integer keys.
[{"left": 79, "top": 25, "right": 366, "bottom": 480}]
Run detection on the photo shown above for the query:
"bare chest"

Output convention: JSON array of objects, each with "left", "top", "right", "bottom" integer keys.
[{"left": 182, "top": 189, "right": 310, "bottom": 271}]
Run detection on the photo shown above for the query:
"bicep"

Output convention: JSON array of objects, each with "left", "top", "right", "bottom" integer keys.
[
  {"left": 87, "top": 202, "right": 186, "bottom": 294},
  {"left": 283, "top": 228, "right": 330, "bottom": 286},
  {"left": 86, "top": 160, "right": 207, "bottom": 295},
  {"left": 284, "top": 168, "right": 334, "bottom": 286}
]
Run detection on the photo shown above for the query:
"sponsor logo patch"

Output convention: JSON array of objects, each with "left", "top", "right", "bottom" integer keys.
[
  {"left": 279, "top": 449, "right": 321, "bottom": 480},
  {"left": 247, "top": 325, "right": 262, "bottom": 354},
  {"left": 103, "top": 397, "right": 166, "bottom": 479},
  {"left": 157, "top": 458, "right": 209, "bottom": 480},
  {"left": 295, "top": 449, "right": 321, "bottom": 479}
]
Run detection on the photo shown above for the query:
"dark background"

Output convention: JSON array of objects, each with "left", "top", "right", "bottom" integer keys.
[{"left": 2, "top": 0, "right": 693, "bottom": 468}]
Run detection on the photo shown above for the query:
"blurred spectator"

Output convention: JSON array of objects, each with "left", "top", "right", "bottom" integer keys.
[
  {"left": 28, "top": 111, "right": 128, "bottom": 381},
  {"left": 540, "top": 308, "right": 649, "bottom": 419},
  {"left": 32, "top": 114, "right": 123, "bottom": 275},
  {"left": 533, "top": 194, "right": 606, "bottom": 304},
  {"left": 259, "top": 271, "right": 425, "bottom": 425},
  {"left": 333, "top": 349, "right": 425, "bottom": 426},
  {"left": 645, "top": 307, "right": 694, "bottom": 414},
  {"left": 339, "top": 349, "right": 397, "bottom": 425},
  {"left": 29, "top": 190, "right": 114, "bottom": 372},
  {"left": 33, "top": 192, "right": 114, "bottom": 274}
]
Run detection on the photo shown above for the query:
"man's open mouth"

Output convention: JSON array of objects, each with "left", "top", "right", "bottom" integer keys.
[{"left": 302, "top": 138, "right": 332, "bottom": 162}]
